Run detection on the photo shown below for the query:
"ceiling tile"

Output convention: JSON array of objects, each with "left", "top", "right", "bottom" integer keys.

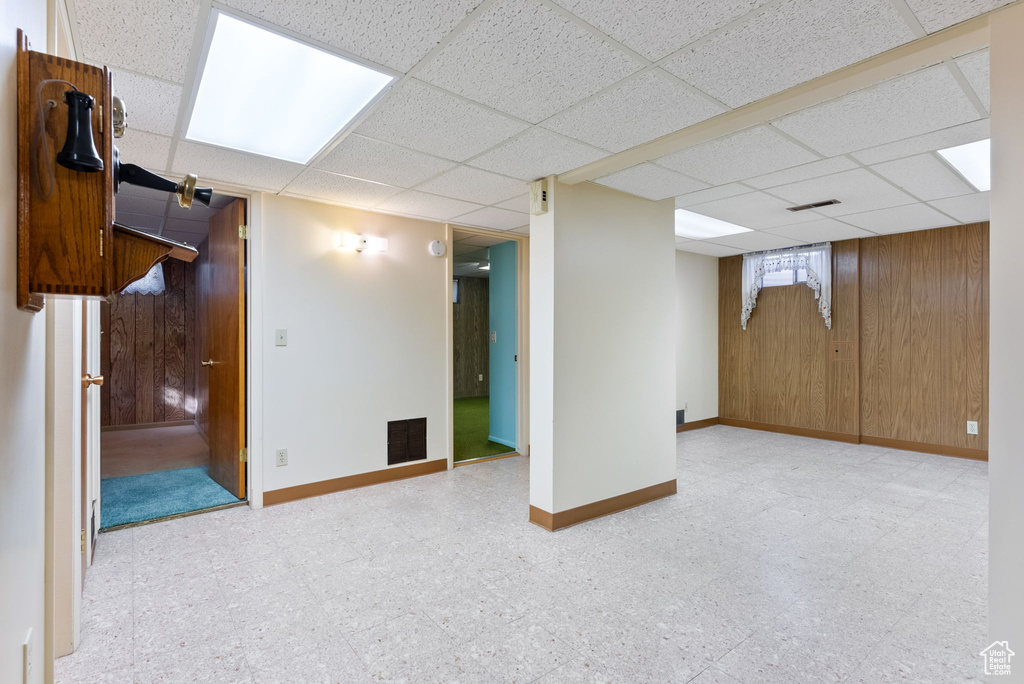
[
  {"left": 508, "top": 225, "right": 530, "bottom": 235},
  {"left": 850, "top": 119, "right": 990, "bottom": 165},
  {"left": 219, "top": 0, "right": 480, "bottom": 72},
  {"left": 495, "top": 194, "right": 529, "bottom": 212},
  {"left": 711, "top": 231, "right": 804, "bottom": 251},
  {"left": 163, "top": 231, "right": 204, "bottom": 246},
  {"left": 468, "top": 128, "right": 607, "bottom": 181},
  {"left": 76, "top": 0, "right": 201, "bottom": 82},
  {"left": 663, "top": 0, "right": 915, "bottom": 108},
  {"left": 768, "top": 168, "right": 915, "bottom": 217},
  {"left": 116, "top": 211, "right": 165, "bottom": 233},
  {"left": 677, "top": 241, "right": 744, "bottom": 257},
  {"left": 115, "top": 182, "right": 175, "bottom": 202},
  {"left": 541, "top": 70, "right": 724, "bottom": 153},
  {"left": 594, "top": 163, "right": 707, "bottom": 201},
  {"left": 114, "top": 193, "right": 167, "bottom": 218},
  {"left": 905, "top": 0, "right": 1013, "bottom": 33},
  {"left": 163, "top": 218, "right": 208, "bottom": 235},
  {"left": 687, "top": 191, "right": 821, "bottom": 230},
  {"left": 315, "top": 134, "right": 456, "bottom": 188},
  {"left": 928, "top": 192, "right": 990, "bottom": 223},
  {"left": 550, "top": 0, "right": 772, "bottom": 61},
  {"left": 745, "top": 156, "right": 858, "bottom": 189},
  {"left": 375, "top": 190, "right": 484, "bottom": 221},
  {"left": 356, "top": 80, "right": 529, "bottom": 162},
  {"left": 675, "top": 184, "right": 750, "bottom": 208},
  {"left": 110, "top": 71, "right": 182, "bottom": 137},
  {"left": 840, "top": 202, "right": 958, "bottom": 233},
  {"left": 658, "top": 126, "right": 818, "bottom": 185},
  {"left": 416, "top": 166, "right": 526, "bottom": 205},
  {"left": 774, "top": 65, "right": 981, "bottom": 157},
  {"left": 172, "top": 142, "right": 305, "bottom": 192},
  {"left": 285, "top": 169, "right": 402, "bottom": 208},
  {"left": 114, "top": 131, "right": 172, "bottom": 174},
  {"left": 416, "top": 0, "right": 642, "bottom": 123},
  {"left": 955, "top": 49, "right": 990, "bottom": 112},
  {"left": 765, "top": 218, "right": 876, "bottom": 242},
  {"left": 452, "top": 207, "right": 529, "bottom": 231},
  {"left": 166, "top": 197, "right": 221, "bottom": 221},
  {"left": 870, "top": 153, "right": 975, "bottom": 201}
]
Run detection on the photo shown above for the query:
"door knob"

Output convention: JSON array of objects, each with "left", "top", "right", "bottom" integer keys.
[
  {"left": 82, "top": 374, "right": 104, "bottom": 387},
  {"left": 201, "top": 359, "right": 214, "bottom": 367}
]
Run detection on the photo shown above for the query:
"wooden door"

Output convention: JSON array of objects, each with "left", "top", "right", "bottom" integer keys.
[{"left": 203, "top": 199, "right": 246, "bottom": 498}]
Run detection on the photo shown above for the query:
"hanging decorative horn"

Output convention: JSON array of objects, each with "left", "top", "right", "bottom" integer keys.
[{"left": 112, "top": 146, "right": 213, "bottom": 208}]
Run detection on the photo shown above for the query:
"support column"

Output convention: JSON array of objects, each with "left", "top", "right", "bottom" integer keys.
[
  {"left": 989, "top": 3, "right": 1024, "bottom": 664},
  {"left": 529, "top": 179, "right": 677, "bottom": 530}
]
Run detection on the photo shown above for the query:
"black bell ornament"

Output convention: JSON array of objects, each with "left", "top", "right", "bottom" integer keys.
[{"left": 56, "top": 89, "right": 104, "bottom": 173}]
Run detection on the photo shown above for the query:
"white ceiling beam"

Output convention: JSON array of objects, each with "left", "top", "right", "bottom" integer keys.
[{"left": 557, "top": 10, "right": 996, "bottom": 185}]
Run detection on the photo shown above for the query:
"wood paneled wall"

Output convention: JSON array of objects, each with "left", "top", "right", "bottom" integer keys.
[
  {"left": 718, "top": 223, "right": 989, "bottom": 455},
  {"left": 453, "top": 276, "right": 489, "bottom": 399},
  {"left": 101, "top": 260, "right": 196, "bottom": 427},
  {"left": 719, "top": 240, "right": 861, "bottom": 437},
  {"left": 860, "top": 223, "right": 988, "bottom": 451}
]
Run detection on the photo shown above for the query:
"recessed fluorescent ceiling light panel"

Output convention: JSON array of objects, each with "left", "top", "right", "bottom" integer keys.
[
  {"left": 186, "top": 11, "right": 394, "bottom": 164},
  {"left": 675, "top": 208, "right": 753, "bottom": 240},
  {"left": 938, "top": 138, "right": 990, "bottom": 191}
]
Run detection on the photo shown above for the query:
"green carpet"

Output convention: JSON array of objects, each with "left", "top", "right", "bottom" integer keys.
[
  {"left": 101, "top": 466, "right": 240, "bottom": 528},
  {"left": 454, "top": 396, "right": 514, "bottom": 462}
]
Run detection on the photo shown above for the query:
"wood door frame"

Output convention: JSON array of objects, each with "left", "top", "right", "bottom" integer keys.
[{"left": 445, "top": 224, "right": 531, "bottom": 470}]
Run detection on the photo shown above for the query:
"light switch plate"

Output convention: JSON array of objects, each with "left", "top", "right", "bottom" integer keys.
[
  {"left": 478, "top": 374, "right": 484, "bottom": 381},
  {"left": 490, "top": 331, "right": 497, "bottom": 343},
  {"left": 275, "top": 329, "right": 287, "bottom": 346},
  {"left": 967, "top": 421, "right": 979, "bottom": 435}
]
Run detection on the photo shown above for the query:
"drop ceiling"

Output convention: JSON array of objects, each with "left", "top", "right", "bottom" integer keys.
[{"left": 69, "top": 0, "right": 1002, "bottom": 250}]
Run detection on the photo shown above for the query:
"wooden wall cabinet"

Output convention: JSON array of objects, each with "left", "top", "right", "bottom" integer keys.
[{"left": 16, "top": 30, "right": 196, "bottom": 312}]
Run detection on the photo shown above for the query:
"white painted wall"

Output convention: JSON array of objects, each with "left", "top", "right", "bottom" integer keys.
[
  {"left": 989, "top": 3, "right": 1024, "bottom": 664},
  {"left": 1, "top": 1, "right": 49, "bottom": 682},
  {"left": 258, "top": 195, "right": 450, "bottom": 493},
  {"left": 530, "top": 180, "right": 677, "bottom": 514},
  {"left": 675, "top": 250, "right": 718, "bottom": 422}
]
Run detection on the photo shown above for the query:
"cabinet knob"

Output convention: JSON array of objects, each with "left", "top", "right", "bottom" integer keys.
[
  {"left": 82, "top": 374, "right": 104, "bottom": 387},
  {"left": 201, "top": 359, "right": 214, "bottom": 367}
]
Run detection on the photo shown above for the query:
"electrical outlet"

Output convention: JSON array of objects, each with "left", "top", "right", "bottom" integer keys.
[
  {"left": 478, "top": 374, "right": 483, "bottom": 381},
  {"left": 967, "top": 421, "right": 979, "bottom": 435},
  {"left": 23, "top": 628, "right": 32, "bottom": 684},
  {"left": 684, "top": 402, "right": 688, "bottom": 412},
  {"left": 275, "top": 449, "right": 288, "bottom": 467},
  {"left": 275, "top": 329, "right": 288, "bottom": 346}
]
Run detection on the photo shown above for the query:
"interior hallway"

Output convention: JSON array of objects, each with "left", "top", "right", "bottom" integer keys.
[{"left": 57, "top": 427, "right": 986, "bottom": 683}]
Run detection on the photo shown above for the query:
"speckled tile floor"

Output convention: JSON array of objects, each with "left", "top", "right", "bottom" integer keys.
[{"left": 56, "top": 426, "right": 988, "bottom": 683}]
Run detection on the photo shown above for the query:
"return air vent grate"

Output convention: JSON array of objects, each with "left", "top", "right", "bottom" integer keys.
[
  {"left": 786, "top": 199, "right": 841, "bottom": 212},
  {"left": 388, "top": 418, "right": 427, "bottom": 465}
]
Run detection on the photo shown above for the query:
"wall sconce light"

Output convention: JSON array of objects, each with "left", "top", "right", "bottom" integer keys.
[{"left": 340, "top": 233, "right": 388, "bottom": 253}]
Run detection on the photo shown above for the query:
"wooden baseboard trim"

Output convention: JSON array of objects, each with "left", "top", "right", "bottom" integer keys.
[
  {"left": 529, "top": 479, "right": 677, "bottom": 532},
  {"left": 676, "top": 417, "right": 719, "bottom": 433},
  {"left": 860, "top": 435, "right": 987, "bottom": 461},
  {"left": 717, "top": 419, "right": 988, "bottom": 461},
  {"left": 101, "top": 420, "right": 194, "bottom": 432},
  {"left": 454, "top": 452, "right": 520, "bottom": 467},
  {"left": 718, "top": 418, "right": 860, "bottom": 444},
  {"left": 264, "top": 458, "right": 448, "bottom": 506}
]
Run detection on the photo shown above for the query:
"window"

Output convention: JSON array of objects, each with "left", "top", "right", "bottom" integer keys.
[
  {"left": 741, "top": 244, "right": 832, "bottom": 330},
  {"left": 761, "top": 267, "right": 808, "bottom": 288}
]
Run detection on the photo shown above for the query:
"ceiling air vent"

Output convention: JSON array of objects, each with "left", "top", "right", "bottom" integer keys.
[{"left": 786, "top": 199, "right": 841, "bottom": 212}]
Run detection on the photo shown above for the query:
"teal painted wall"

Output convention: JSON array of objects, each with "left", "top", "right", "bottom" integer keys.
[{"left": 488, "top": 241, "right": 517, "bottom": 448}]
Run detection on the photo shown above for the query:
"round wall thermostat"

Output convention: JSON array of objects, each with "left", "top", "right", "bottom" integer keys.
[{"left": 428, "top": 240, "right": 446, "bottom": 257}]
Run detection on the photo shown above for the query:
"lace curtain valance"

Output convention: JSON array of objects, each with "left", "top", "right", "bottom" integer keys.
[
  {"left": 122, "top": 262, "right": 166, "bottom": 295},
  {"left": 741, "top": 243, "right": 832, "bottom": 330}
]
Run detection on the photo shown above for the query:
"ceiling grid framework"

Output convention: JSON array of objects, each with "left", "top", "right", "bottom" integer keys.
[{"left": 67, "top": 0, "right": 1007, "bottom": 242}]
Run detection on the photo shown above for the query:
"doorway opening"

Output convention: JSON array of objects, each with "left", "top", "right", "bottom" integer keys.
[
  {"left": 98, "top": 187, "right": 248, "bottom": 529},
  {"left": 452, "top": 229, "right": 518, "bottom": 463}
]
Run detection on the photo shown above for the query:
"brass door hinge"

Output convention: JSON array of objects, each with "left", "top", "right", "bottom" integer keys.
[
  {"left": 239, "top": 447, "right": 247, "bottom": 463},
  {"left": 80, "top": 529, "right": 86, "bottom": 555},
  {"left": 238, "top": 224, "right": 248, "bottom": 240}
]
